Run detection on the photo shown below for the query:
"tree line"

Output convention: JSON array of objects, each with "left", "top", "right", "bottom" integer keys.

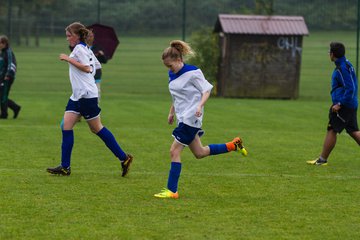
[{"left": 0, "top": 0, "right": 357, "bottom": 45}]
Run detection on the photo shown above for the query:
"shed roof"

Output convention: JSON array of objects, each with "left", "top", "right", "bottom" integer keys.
[{"left": 214, "top": 14, "right": 309, "bottom": 36}]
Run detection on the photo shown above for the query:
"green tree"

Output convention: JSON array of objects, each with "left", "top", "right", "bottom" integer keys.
[
  {"left": 255, "top": 0, "right": 274, "bottom": 15},
  {"left": 188, "top": 28, "right": 220, "bottom": 94}
]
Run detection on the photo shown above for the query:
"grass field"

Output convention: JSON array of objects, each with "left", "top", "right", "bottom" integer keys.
[{"left": 0, "top": 32, "right": 359, "bottom": 239}]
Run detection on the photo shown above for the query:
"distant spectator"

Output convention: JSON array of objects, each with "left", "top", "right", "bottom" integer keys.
[
  {"left": 0, "top": 35, "right": 21, "bottom": 119},
  {"left": 307, "top": 42, "right": 360, "bottom": 166},
  {"left": 87, "top": 29, "right": 107, "bottom": 100}
]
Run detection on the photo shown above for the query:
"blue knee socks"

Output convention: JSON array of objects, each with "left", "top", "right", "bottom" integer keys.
[
  {"left": 208, "top": 144, "right": 229, "bottom": 155},
  {"left": 61, "top": 130, "right": 74, "bottom": 168},
  {"left": 97, "top": 127, "right": 127, "bottom": 161},
  {"left": 167, "top": 162, "right": 182, "bottom": 193}
]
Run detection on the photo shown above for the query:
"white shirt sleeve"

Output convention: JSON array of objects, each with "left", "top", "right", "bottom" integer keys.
[
  {"left": 71, "top": 45, "right": 90, "bottom": 66},
  {"left": 94, "top": 56, "right": 102, "bottom": 70},
  {"left": 191, "top": 69, "right": 213, "bottom": 93}
]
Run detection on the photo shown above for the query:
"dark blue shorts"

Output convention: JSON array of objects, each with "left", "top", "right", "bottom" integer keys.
[
  {"left": 65, "top": 98, "right": 101, "bottom": 120},
  {"left": 172, "top": 122, "right": 204, "bottom": 146}
]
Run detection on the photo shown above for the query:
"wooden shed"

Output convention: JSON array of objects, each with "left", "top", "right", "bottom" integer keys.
[{"left": 214, "top": 14, "right": 309, "bottom": 99}]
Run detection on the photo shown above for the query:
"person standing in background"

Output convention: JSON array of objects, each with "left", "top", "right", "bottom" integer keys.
[
  {"left": 0, "top": 35, "right": 21, "bottom": 119},
  {"left": 87, "top": 29, "right": 108, "bottom": 100}
]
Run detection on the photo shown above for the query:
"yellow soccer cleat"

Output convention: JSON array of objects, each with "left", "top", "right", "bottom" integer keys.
[
  {"left": 232, "top": 137, "right": 248, "bottom": 156},
  {"left": 239, "top": 147, "right": 248, "bottom": 156},
  {"left": 154, "top": 188, "right": 179, "bottom": 199},
  {"left": 306, "top": 158, "right": 328, "bottom": 166}
]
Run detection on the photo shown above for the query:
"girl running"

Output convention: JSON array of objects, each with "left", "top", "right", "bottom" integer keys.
[
  {"left": 154, "top": 40, "right": 247, "bottom": 199},
  {"left": 47, "top": 22, "right": 133, "bottom": 177}
]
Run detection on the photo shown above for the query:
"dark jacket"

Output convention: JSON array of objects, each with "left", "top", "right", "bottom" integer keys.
[
  {"left": 90, "top": 45, "right": 108, "bottom": 64},
  {"left": 90, "top": 45, "right": 107, "bottom": 81},
  {"left": 0, "top": 47, "right": 17, "bottom": 81}
]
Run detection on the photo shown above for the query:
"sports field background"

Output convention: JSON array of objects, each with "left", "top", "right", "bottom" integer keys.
[{"left": 0, "top": 32, "right": 359, "bottom": 239}]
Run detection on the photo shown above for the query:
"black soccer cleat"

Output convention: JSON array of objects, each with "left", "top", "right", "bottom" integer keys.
[
  {"left": 13, "top": 106, "right": 21, "bottom": 119},
  {"left": 121, "top": 154, "right": 133, "bottom": 177},
  {"left": 46, "top": 165, "right": 71, "bottom": 176}
]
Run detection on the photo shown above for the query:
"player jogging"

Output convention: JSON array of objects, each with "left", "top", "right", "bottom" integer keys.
[
  {"left": 154, "top": 40, "right": 247, "bottom": 199},
  {"left": 47, "top": 22, "right": 133, "bottom": 176}
]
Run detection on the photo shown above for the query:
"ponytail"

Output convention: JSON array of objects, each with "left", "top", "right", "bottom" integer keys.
[
  {"left": 65, "top": 22, "right": 90, "bottom": 43},
  {"left": 162, "top": 40, "right": 195, "bottom": 60}
]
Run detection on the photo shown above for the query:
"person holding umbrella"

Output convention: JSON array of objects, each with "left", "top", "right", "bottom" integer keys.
[
  {"left": 87, "top": 29, "right": 107, "bottom": 100},
  {"left": 86, "top": 23, "right": 119, "bottom": 60},
  {"left": 46, "top": 22, "right": 133, "bottom": 176}
]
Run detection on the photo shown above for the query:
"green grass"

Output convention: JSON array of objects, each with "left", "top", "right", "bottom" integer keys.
[{"left": 1, "top": 32, "right": 360, "bottom": 239}]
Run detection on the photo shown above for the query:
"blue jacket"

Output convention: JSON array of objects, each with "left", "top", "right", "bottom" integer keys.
[{"left": 331, "top": 57, "right": 358, "bottom": 109}]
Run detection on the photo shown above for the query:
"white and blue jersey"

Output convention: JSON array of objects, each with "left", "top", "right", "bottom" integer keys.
[
  {"left": 168, "top": 64, "right": 213, "bottom": 128},
  {"left": 68, "top": 42, "right": 100, "bottom": 101}
]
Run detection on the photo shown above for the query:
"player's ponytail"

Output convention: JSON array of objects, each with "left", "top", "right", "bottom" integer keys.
[
  {"left": 162, "top": 40, "right": 195, "bottom": 60},
  {"left": 65, "top": 22, "right": 90, "bottom": 44},
  {"left": 78, "top": 28, "right": 90, "bottom": 44}
]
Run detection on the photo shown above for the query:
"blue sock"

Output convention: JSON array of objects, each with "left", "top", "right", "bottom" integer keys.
[
  {"left": 167, "top": 162, "right": 182, "bottom": 193},
  {"left": 97, "top": 127, "right": 127, "bottom": 161},
  {"left": 209, "top": 144, "right": 229, "bottom": 155},
  {"left": 61, "top": 130, "right": 74, "bottom": 168}
]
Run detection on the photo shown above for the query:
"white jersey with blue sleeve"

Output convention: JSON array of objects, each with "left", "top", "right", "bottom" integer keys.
[
  {"left": 168, "top": 64, "right": 213, "bottom": 128},
  {"left": 68, "top": 43, "right": 101, "bottom": 101}
]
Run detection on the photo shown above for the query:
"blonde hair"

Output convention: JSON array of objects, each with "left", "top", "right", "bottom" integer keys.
[
  {"left": 65, "top": 22, "right": 90, "bottom": 44},
  {"left": 162, "top": 40, "right": 195, "bottom": 60}
]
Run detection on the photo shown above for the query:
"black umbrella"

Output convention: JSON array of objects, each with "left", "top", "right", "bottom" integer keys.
[{"left": 87, "top": 23, "right": 120, "bottom": 60}]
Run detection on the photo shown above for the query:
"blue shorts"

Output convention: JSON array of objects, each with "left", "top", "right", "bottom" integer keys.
[
  {"left": 65, "top": 98, "right": 101, "bottom": 120},
  {"left": 172, "top": 122, "right": 204, "bottom": 146}
]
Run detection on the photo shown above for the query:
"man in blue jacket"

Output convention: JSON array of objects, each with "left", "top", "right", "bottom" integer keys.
[{"left": 307, "top": 42, "right": 360, "bottom": 165}]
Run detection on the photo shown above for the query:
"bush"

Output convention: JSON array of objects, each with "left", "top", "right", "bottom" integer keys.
[{"left": 188, "top": 28, "right": 220, "bottom": 94}]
